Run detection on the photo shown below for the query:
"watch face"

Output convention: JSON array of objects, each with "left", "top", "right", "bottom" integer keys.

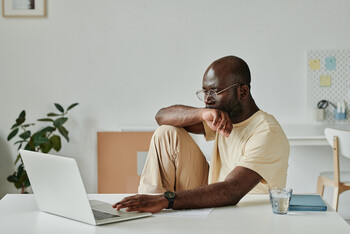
[{"left": 164, "top": 191, "right": 176, "bottom": 199}]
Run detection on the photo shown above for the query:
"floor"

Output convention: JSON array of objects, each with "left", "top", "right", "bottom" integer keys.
[{"left": 347, "top": 219, "right": 350, "bottom": 225}]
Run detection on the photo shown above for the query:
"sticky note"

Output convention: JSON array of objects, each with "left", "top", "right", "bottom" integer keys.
[
  {"left": 325, "top": 56, "right": 336, "bottom": 70},
  {"left": 309, "top": 59, "right": 320, "bottom": 70},
  {"left": 320, "top": 75, "right": 331, "bottom": 87}
]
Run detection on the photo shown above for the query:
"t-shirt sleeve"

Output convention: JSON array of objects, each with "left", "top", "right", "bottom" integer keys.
[
  {"left": 203, "top": 121, "right": 216, "bottom": 141},
  {"left": 236, "top": 128, "right": 289, "bottom": 186}
]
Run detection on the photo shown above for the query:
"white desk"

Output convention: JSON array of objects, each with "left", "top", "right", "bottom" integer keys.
[{"left": 1, "top": 194, "right": 350, "bottom": 234}]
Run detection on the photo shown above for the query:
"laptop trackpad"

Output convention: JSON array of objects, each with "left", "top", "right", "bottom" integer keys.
[
  {"left": 89, "top": 200, "right": 150, "bottom": 219},
  {"left": 89, "top": 200, "right": 109, "bottom": 206},
  {"left": 90, "top": 200, "right": 119, "bottom": 214}
]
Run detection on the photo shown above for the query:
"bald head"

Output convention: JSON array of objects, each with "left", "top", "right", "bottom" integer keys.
[{"left": 204, "top": 56, "right": 251, "bottom": 88}]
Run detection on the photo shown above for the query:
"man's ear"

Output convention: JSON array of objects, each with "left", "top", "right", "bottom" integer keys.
[{"left": 239, "top": 85, "right": 250, "bottom": 100}]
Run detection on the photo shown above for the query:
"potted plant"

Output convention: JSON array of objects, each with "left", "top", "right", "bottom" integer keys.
[{"left": 7, "top": 103, "right": 79, "bottom": 193}]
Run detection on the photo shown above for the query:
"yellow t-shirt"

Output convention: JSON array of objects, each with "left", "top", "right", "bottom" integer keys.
[{"left": 203, "top": 110, "right": 290, "bottom": 193}]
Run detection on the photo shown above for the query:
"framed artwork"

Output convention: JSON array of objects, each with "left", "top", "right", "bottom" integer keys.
[{"left": 2, "top": 0, "right": 46, "bottom": 17}]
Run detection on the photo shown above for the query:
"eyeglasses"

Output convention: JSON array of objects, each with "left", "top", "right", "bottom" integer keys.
[{"left": 196, "top": 83, "right": 241, "bottom": 101}]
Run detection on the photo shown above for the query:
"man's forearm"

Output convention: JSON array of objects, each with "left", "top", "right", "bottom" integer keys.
[
  {"left": 155, "top": 105, "right": 204, "bottom": 127},
  {"left": 172, "top": 166, "right": 262, "bottom": 210},
  {"left": 173, "top": 181, "right": 241, "bottom": 210},
  {"left": 113, "top": 167, "right": 261, "bottom": 213}
]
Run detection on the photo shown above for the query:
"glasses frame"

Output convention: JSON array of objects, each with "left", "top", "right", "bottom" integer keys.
[{"left": 196, "top": 83, "right": 241, "bottom": 101}]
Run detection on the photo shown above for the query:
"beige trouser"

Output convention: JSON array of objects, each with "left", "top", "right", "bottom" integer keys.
[{"left": 138, "top": 125, "right": 209, "bottom": 193}]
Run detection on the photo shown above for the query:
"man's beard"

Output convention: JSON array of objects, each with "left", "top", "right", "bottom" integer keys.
[
  {"left": 207, "top": 98, "right": 243, "bottom": 120},
  {"left": 223, "top": 99, "right": 243, "bottom": 120}
]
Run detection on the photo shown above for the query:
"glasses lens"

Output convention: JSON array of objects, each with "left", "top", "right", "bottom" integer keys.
[
  {"left": 196, "top": 90, "right": 205, "bottom": 101},
  {"left": 209, "top": 90, "right": 216, "bottom": 99},
  {"left": 196, "top": 90, "right": 216, "bottom": 101}
]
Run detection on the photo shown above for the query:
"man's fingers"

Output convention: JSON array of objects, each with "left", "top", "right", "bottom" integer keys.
[
  {"left": 113, "top": 195, "right": 141, "bottom": 209},
  {"left": 215, "top": 111, "right": 232, "bottom": 137},
  {"left": 216, "top": 112, "right": 227, "bottom": 130},
  {"left": 217, "top": 118, "right": 225, "bottom": 131},
  {"left": 113, "top": 194, "right": 165, "bottom": 213},
  {"left": 212, "top": 109, "right": 226, "bottom": 127},
  {"left": 212, "top": 114, "right": 220, "bottom": 126},
  {"left": 116, "top": 201, "right": 148, "bottom": 212}
]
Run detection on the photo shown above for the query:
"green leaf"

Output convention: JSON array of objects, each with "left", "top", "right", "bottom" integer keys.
[
  {"left": 53, "top": 117, "right": 68, "bottom": 128},
  {"left": 24, "top": 142, "right": 35, "bottom": 151},
  {"left": 33, "top": 136, "right": 50, "bottom": 146},
  {"left": 16, "top": 110, "right": 26, "bottom": 124},
  {"left": 37, "top": 118, "right": 54, "bottom": 122},
  {"left": 22, "top": 123, "right": 35, "bottom": 127},
  {"left": 11, "top": 123, "right": 20, "bottom": 129},
  {"left": 58, "top": 126, "right": 69, "bottom": 142},
  {"left": 7, "top": 128, "right": 19, "bottom": 141},
  {"left": 24, "top": 176, "right": 30, "bottom": 187},
  {"left": 7, "top": 174, "right": 18, "bottom": 183},
  {"left": 55, "top": 103, "right": 64, "bottom": 113},
  {"left": 47, "top": 113, "right": 61, "bottom": 117},
  {"left": 32, "top": 132, "right": 50, "bottom": 146},
  {"left": 14, "top": 183, "right": 21, "bottom": 189},
  {"left": 14, "top": 154, "right": 22, "bottom": 164},
  {"left": 19, "top": 110, "right": 25, "bottom": 119},
  {"left": 24, "top": 143, "right": 32, "bottom": 150},
  {"left": 17, "top": 164, "right": 24, "bottom": 177},
  {"left": 15, "top": 168, "right": 27, "bottom": 189},
  {"left": 50, "top": 135, "right": 61, "bottom": 151},
  {"left": 40, "top": 142, "right": 52, "bottom": 153},
  {"left": 67, "top": 103, "right": 79, "bottom": 111},
  {"left": 14, "top": 182, "right": 22, "bottom": 189},
  {"left": 38, "top": 126, "right": 56, "bottom": 135},
  {"left": 19, "top": 131, "right": 31, "bottom": 140},
  {"left": 17, "top": 143, "right": 23, "bottom": 150}
]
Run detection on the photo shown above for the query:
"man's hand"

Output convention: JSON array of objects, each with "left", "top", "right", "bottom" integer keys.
[
  {"left": 112, "top": 194, "right": 168, "bottom": 213},
  {"left": 201, "top": 109, "right": 232, "bottom": 137}
]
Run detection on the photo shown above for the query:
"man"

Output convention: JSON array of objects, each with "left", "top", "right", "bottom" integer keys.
[{"left": 113, "top": 55, "right": 290, "bottom": 213}]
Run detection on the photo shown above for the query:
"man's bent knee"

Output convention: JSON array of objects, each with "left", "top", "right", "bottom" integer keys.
[{"left": 154, "top": 125, "right": 188, "bottom": 138}]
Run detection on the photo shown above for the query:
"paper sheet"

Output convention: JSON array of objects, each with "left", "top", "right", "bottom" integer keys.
[
  {"left": 325, "top": 56, "right": 336, "bottom": 70},
  {"left": 320, "top": 75, "right": 331, "bottom": 87},
  {"left": 309, "top": 59, "right": 320, "bottom": 70},
  {"left": 153, "top": 208, "right": 214, "bottom": 218}
]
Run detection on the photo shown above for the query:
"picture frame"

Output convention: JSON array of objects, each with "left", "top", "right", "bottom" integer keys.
[{"left": 2, "top": 0, "right": 47, "bottom": 17}]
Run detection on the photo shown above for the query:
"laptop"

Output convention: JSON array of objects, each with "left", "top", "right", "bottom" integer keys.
[{"left": 19, "top": 150, "right": 152, "bottom": 225}]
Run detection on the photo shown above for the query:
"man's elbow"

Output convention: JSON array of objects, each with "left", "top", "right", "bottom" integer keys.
[
  {"left": 223, "top": 187, "right": 244, "bottom": 206},
  {"left": 218, "top": 196, "right": 240, "bottom": 207},
  {"left": 229, "top": 195, "right": 240, "bottom": 206}
]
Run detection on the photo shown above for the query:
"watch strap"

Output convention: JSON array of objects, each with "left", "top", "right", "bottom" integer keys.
[
  {"left": 164, "top": 191, "right": 176, "bottom": 209},
  {"left": 167, "top": 199, "right": 174, "bottom": 209}
]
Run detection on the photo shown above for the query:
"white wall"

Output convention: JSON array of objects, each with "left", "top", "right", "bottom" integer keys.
[{"left": 1, "top": 0, "right": 350, "bottom": 218}]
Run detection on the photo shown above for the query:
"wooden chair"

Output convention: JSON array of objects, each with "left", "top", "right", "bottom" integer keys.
[{"left": 317, "top": 128, "right": 350, "bottom": 211}]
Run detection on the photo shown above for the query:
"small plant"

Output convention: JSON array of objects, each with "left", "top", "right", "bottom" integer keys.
[{"left": 7, "top": 103, "right": 79, "bottom": 193}]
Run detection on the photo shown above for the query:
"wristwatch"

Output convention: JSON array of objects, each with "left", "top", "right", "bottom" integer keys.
[{"left": 163, "top": 191, "right": 176, "bottom": 209}]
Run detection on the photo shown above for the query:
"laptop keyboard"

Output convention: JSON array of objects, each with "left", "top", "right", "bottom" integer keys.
[{"left": 92, "top": 209, "right": 119, "bottom": 220}]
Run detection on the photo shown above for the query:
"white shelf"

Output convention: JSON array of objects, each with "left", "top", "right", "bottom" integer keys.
[{"left": 282, "top": 123, "right": 350, "bottom": 146}]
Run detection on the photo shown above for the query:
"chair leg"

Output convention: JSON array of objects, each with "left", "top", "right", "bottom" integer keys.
[
  {"left": 332, "top": 188, "right": 339, "bottom": 212},
  {"left": 317, "top": 177, "right": 325, "bottom": 196}
]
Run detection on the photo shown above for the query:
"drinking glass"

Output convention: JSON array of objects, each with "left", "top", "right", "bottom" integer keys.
[{"left": 269, "top": 187, "right": 293, "bottom": 214}]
